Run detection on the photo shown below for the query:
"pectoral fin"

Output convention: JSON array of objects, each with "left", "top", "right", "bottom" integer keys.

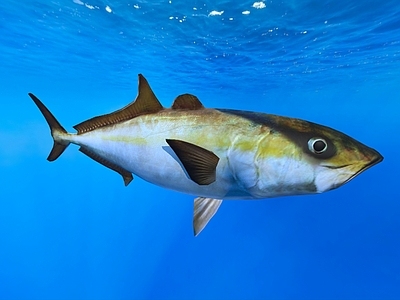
[
  {"left": 166, "top": 139, "right": 219, "bottom": 185},
  {"left": 193, "top": 197, "right": 223, "bottom": 236}
]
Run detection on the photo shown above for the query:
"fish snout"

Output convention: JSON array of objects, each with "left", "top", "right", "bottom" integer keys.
[
  {"left": 347, "top": 147, "right": 383, "bottom": 182},
  {"left": 365, "top": 147, "right": 384, "bottom": 167},
  {"left": 314, "top": 145, "right": 383, "bottom": 193}
]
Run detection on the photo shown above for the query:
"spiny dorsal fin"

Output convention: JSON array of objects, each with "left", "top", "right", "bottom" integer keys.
[
  {"left": 171, "top": 94, "right": 204, "bottom": 110},
  {"left": 74, "top": 74, "right": 163, "bottom": 134},
  {"left": 166, "top": 139, "right": 219, "bottom": 185},
  {"left": 79, "top": 146, "right": 133, "bottom": 186},
  {"left": 193, "top": 197, "right": 223, "bottom": 236}
]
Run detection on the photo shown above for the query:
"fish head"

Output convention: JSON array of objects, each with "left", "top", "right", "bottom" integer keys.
[
  {"left": 272, "top": 115, "right": 384, "bottom": 193},
  {"left": 308, "top": 128, "right": 383, "bottom": 193}
]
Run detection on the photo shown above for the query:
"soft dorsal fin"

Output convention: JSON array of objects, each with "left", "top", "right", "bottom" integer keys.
[
  {"left": 74, "top": 74, "right": 163, "bottom": 134},
  {"left": 171, "top": 94, "right": 204, "bottom": 110},
  {"left": 166, "top": 139, "right": 219, "bottom": 185},
  {"left": 193, "top": 197, "right": 223, "bottom": 236}
]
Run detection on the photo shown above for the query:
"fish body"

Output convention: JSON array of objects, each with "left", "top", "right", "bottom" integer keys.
[
  {"left": 30, "top": 74, "right": 383, "bottom": 235},
  {"left": 71, "top": 108, "right": 253, "bottom": 199}
]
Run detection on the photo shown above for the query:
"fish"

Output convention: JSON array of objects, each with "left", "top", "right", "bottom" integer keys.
[{"left": 29, "top": 74, "right": 383, "bottom": 236}]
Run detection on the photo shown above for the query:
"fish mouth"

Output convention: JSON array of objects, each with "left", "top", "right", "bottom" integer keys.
[
  {"left": 319, "top": 151, "right": 383, "bottom": 190},
  {"left": 343, "top": 151, "right": 384, "bottom": 185}
]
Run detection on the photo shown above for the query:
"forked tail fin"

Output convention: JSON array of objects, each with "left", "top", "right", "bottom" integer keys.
[{"left": 29, "top": 93, "right": 70, "bottom": 161}]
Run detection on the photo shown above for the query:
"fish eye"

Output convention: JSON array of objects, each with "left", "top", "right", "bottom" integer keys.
[{"left": 308, "top": 137, "right": 328, "bottom": 154}]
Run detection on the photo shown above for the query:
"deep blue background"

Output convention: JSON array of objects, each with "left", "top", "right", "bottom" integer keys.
[{"left": 0, "top": 0, "right": 399, "bottom": 299}]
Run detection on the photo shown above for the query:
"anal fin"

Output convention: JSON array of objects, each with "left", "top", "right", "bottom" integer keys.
[
  {"left": 79, "top": 147, "right": 133, "bottom": 186},
  {"left": 193, "top": 197, "right": 223, "bottom": 236}
]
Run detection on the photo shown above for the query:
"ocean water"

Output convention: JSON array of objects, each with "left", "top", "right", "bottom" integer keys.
[{"left": 0, "top": 0, "right": 399, "bottom": 299}]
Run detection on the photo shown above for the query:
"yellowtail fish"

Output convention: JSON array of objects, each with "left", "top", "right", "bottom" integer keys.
[{"left": 29, "top": 74, "right": 383, "bottom": 236}]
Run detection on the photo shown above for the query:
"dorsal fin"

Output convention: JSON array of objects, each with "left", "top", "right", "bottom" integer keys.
[
  {"left": 74, "top": 74, "right": 163, "bottom": 134},
  {"left": 171, "top": 94, "right": 204, "bottom": 110}
]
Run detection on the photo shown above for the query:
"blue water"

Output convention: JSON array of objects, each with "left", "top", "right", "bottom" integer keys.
[{"left": 1, "top": 0, "right": 399, "bottom": 299}]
